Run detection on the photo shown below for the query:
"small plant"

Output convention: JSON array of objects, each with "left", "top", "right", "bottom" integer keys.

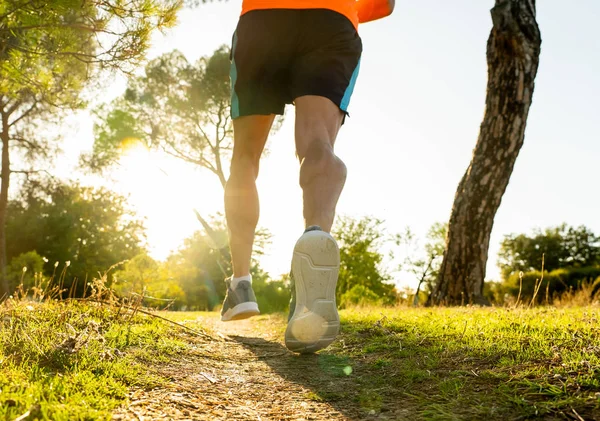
[{"left": 528, "top": 254, "right": 546, "bottom": 308}]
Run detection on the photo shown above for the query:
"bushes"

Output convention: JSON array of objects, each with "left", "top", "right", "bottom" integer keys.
[
  {"left": 252, "top": 277, "right": 290, "bottom": 314},
  {"left": 7, "top": 251, "right": 44, "bottom": 292},
  {"left": 340, "top": 285, "right": 384, "bottom": 308},
  {"left": 500, "top": 266, "right": 600, "bottom": 304}
]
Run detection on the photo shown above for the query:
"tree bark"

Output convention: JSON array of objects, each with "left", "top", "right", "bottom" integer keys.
[
  {"left": 428, "top": 0, "right": 541, "bottom": 306},
  {"left": 0, "top": 109, "right": 10, "bottom": 298}
]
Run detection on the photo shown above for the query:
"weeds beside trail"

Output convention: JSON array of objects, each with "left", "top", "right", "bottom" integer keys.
[
  {"left": 0, "top": 299, "right": 210, "bottom": 420},
  {"left": 2, "top": 304, "right": 600, "bottom": 420}
]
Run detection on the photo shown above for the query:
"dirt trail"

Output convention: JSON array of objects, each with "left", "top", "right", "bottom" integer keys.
[{"left": 112, "top": 314, "right": 395, "bottom": 421}]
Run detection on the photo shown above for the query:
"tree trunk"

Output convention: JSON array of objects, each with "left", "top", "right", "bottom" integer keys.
[
  {"left": 428, "top": 0, "right": 541, "bottom": 306},
  {"left": 0, "top": 111, "right": 10, "bottom": 299}
]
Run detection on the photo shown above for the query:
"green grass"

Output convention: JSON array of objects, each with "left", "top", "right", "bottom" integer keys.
[
  {"left": 3, "top": 301, "right": 600, "bottom": 420},
  {"left": 330, "top": 306, "right": 600, "bottom": 420},
  {"left": 0, "top": 299, "right": 189, "bottom": 421}
]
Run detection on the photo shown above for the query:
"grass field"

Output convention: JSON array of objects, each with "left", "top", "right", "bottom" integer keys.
[
  {"left": 2, "top": 300, "right": 599, "bottom": 420},
  {"left": 333, "top": 307, "right": 600, "bottom": 419},
  {"left": 0, "top": 299, "right": 183, "bottom": 420}
]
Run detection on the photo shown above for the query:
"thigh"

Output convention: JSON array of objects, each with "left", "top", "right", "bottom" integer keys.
[
  {"left": 291, "top": 10, "right": 363, "bottom": 116},
  {"left": 294, "top": 96, "right": 344, "bottom": 160},
  {"left": 232, "top": 115, "right": 275, "bottom": 167}
]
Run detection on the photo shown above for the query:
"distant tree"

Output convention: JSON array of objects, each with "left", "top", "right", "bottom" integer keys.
[
  {"left": 498, "top": 224, "right": 600, "bottom": 279},
  {"left": 397, "top": 222, "right": 447, "bottom": 305},
  {"left": 86, "top": 47, "right": 232, "bottom": 185},
  {"left": 6, "top": 180, "right": 145, "bottom": 294},
  {"left": 113, "top": 253, "right": 187, "bottom": 309},
  {"left": 252, "top": 271, "right": 290, "bottom": 314},
  {"left": 332, "top": 215, "right": 396, "bottom": 305},
  {"left": 0, "top": 0, "right": 179, "bottom": 297},
  {"left": 430, "top": 0, "right": 542, "bottom": 305},
  {"left": 340, "top": 284, "right": 382, "bottom": 308},
  {"left": 113, "top": 254, "right": 160, "bottom": 297}
]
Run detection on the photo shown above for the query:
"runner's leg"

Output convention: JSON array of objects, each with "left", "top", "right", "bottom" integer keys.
[
  {"left": 295, "top": 95, "right": 347, "bottom": 232},
  {"left": 225, "top": 114, "right": 274, "bottom": 277},
  {"left": 285, "top": 10, "right": 361, "bottom": 350},
  {"left": 221, "top": 10, "right": 290, "bottom": 321},
  {"left": 285, "top": 95, "right": 345, "bottom": 352}
]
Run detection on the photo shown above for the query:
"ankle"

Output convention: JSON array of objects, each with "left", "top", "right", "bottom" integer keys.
[
  {"left": 304, "top": 225, "right": 322, "bottom": 233},
  {"left": 230, "top": 274, "right": 252, "bottom": 289}
]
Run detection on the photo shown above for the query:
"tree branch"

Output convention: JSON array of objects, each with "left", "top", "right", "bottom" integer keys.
[
  {"left": 5, "top": 168, "right": 53, "bottom": 181},
  {"left": 0, "top": 0, "right": 36, "bottom": 21},
  {"left": 11, "top": 136, "right": 43, "bottom": 150},
  {"left": 10, "top": 169, "right": 50, "bottom": 175},
  {"left": 6, "top": 99, "right": 24, "bottom": 117},
  {"left": 8, "top": 101, "right": 38, "bottom": 128},
  {"left": 213, "top": 103, "right": 227, "bottom": 188},
  {"left": 160, "top": 143, "right": 219, "bottom": 175},
  {"left": 194, "top": 117, "right": 215, "bottom": 151}
]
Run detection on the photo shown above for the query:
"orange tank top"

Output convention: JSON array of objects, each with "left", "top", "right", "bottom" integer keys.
[{"left": 241, "top": 0, "right": 359, "bottom": 30}]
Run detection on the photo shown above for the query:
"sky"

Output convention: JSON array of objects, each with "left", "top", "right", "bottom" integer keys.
[{"left": 50, "top": 0, "right": 600, "bottom": 289}]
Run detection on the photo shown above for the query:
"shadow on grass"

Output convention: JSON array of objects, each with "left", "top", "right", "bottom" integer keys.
[
  {"left": 230, "top": 334, "right": 413, "bottom": 420},
  {"left": 229, "top": 318, "right": 600, "bottom": 421},
  {"left": 227, "top": 304, "right": 600, "bottom": 421}
]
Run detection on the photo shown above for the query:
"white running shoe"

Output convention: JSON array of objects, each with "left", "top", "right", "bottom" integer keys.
[{"left": 285, "top": 226, "right": 340, "bottom": 353}]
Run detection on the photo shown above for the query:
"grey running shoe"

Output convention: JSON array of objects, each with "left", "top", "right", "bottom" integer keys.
[
  {"left": 285, "top": 226, "right": 340, "bottom": 353},
  {"left": 220, "top": 279, "right": 260, "bottom": 322}
]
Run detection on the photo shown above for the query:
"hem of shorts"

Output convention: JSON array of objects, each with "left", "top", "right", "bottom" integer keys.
[
  {"left": 240, "top": 5, "right": 359, "bottom": 30},
  {"left": 231, "top": 110, "right": 285, "bottom": 119},
  {"left": 291, "top": 92, "right": 349, "bottom": 116}
]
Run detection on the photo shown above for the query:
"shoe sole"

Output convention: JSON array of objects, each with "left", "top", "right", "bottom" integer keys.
[
  {"left": 221, "top": 301, "right": 260, "bottom": 322},
  {"left": 285, "top": 230, "right": 340, "bottom": 353}
]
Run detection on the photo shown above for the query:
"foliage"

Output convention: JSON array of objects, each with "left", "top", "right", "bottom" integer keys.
[
  {"left": 113, "top": 253, "right": 160, "bottom": 297},
  {"left": 253, "top": 273, "right": 290, "bottom": 314},
  {"left": 340, "top": 284, "right": 382, "bottom": 308},
  {"left": 498, "top": 266, "right": 600, "bottom": 305},
  {"left": 482, "top": 280, "right": 506, "bottom": 305},
  {"left": 6, "top": 250, "right": 43, "bottom": 292},
  {"left": 0, "top": 0, "right": 180, "bottom": 297},
  {"left": 498, "top": 224, "right": 600, "bottom": 280},
  {"left": 332, "top": 215, "right": 396, "bottom": 306},
  {"left": 0, "top": 0, "right": 179, "bottom": 98},
  {"left": 5, "top": 180, "right": 145, "bottom": 294},
  {"left": 165, "top": 225, "right": 230, "bottom": 311},
  {"left": 113, "top": 253, "right": 187, "bottom": 309},
  {"left": 0, "top": 0, "right": 179, "bottom": 129}
]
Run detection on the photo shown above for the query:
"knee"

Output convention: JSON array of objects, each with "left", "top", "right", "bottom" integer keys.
[
  {"left": 299, "top": 141, "right": 347, "bottom": 187},
  {"left": 230, "top": 148, "right": 260, "bottom": 179}
]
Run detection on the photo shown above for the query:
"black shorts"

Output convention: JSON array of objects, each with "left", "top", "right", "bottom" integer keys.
[{"left": 229, "top": 9, "right": 362, "bottom": 119}]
